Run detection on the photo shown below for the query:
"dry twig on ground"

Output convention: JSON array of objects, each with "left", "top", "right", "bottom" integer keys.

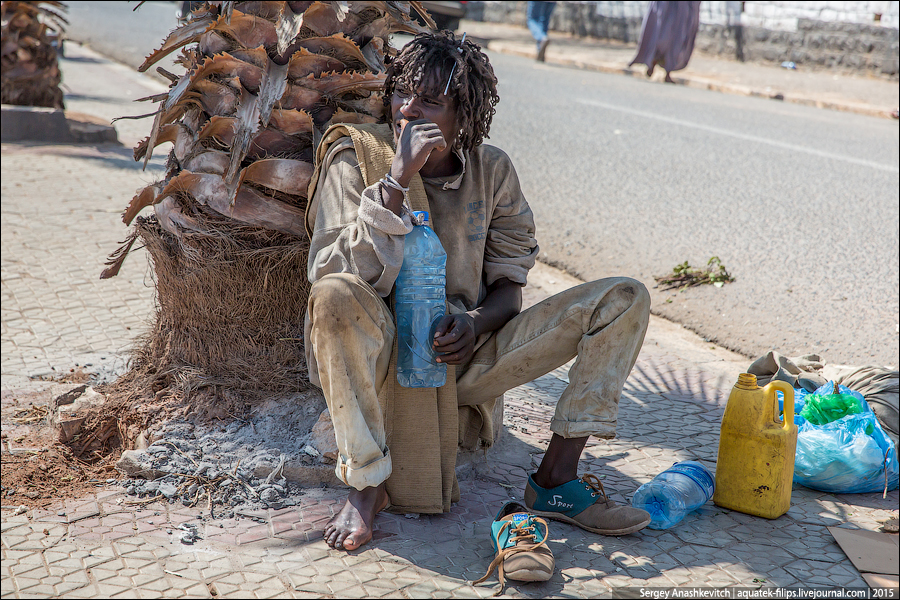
[{"left": 654, "top": 256, "right": 735, "bottom": 291}]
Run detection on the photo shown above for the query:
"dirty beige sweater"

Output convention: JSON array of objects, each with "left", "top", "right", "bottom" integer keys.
[
  {"left": 305, "top": 124, "right": 538, "bottom": 513},
  {"left": 306, "top": 140, "right": 540, "bottom": 314}
]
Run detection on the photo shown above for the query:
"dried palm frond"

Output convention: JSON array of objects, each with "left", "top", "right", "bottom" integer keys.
[
  {"left": 0, "top": 0, "right": 67, "bottom": 108},
  {"left": 100, "top": 1, "right": 435, "bottom": 407},
  {"left": 107, "top": 0, "right": 430, "bottom": 266}
]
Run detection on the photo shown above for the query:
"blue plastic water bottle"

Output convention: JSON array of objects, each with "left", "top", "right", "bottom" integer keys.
[
  {"left": 396, "top": 211, "right": 447, "bottom": 388},
  {"left": 631, "top": 461, "right": 715, "bottom": 530}
]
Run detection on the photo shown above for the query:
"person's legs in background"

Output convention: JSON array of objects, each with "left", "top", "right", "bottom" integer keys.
[{"left": 527, "top": 1, "right": 557, "bottom": 61}]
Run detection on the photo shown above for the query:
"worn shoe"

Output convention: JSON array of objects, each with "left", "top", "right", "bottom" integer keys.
[
  {"left": 536, "top": 38, "right": 550, "bottom": 62},
  {"left": 525, "top": 474, "right": 651, "bottom": 536},
  {"left": 473, "top": 502, "right": 554, "bottom": 593}
]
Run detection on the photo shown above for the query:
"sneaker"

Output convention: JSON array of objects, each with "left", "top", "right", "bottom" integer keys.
[
  {"left": 536, "top": 38, "right": 550, "bottom": 62},
  {"left": 473, "top": 502, "right": 554, "bottom": 592},
  {"left": 524, "top": 474, "right": 651, "bottom": 536}
]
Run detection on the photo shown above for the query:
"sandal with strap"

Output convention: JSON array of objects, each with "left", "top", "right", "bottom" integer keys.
[
  {"left": 525, "top": 473, "right": 651, "bottom": 536},
  {"left": 473, "top": 501, "right": 554, "bottom": 595}
]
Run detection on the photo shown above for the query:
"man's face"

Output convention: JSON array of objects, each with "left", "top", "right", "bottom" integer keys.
[{"left": 390, "top": 73, "right": 459, "bottom": 157}]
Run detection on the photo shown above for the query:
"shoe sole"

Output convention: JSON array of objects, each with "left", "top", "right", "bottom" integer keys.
[
  {"left": 505, "top": 567, "right": 553, "bottom": 582},
  {"left": 527, "top": 508, "right": 651, "bottom": 536}
]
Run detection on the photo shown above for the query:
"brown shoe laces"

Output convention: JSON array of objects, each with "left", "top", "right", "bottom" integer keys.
[
  {"left": 473, "top": 516, "right": 551, "bottom": 596},
  {"left": 581, "top": 473, "right": 613, "bottom": 506}
]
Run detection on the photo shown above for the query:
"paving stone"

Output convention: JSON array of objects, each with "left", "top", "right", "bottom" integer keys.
[
  {"left": 132, "top": 567, "right": 167, "bottom": 588},
  {"left": 333, "top": 584, "right": 370, "bottom": 598},
  {"left": 122, "top": 556, "right": 155, "bottom": 570},
  {"left": 246, "top": 561, "right": 284, "bottom": 575},
  {"left": 55, "top": 577, "right": 93, "bottom": 596},
  {"left": 105, "top": 574, "right": 141, "bottom": 588},
  {"left": 49, "top": 561, "right": 87, "bottom": 578},
  {"left": 290, "top": 580, "right": 332, "bottom": 595},
  {"left": 245, "top": 572, "right": 284, "bottom": 587},
  {"left": 214, "top": 582, "right": 242, "bottom": 596},
  {"left": 20, "top": 582, "right": 60, "bottom": 596},
  {"left": 61, "top": 583, "right": 104, "bottom": 598},
  {"left": 176, "top": 582, "right": 211, "bottom": 597},
  {"left": 200, "top": 567, "right": 233, "bottom": 580},
  {"left": 9, "top": 560, "right": 47, "bottom": 579},
  {"left": 12, "top": 575, "right": 44, "bottom": 592}
]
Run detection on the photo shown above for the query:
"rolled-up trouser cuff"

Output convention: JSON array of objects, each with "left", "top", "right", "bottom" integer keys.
[
  {"left": 550, "top": 418, "right": 617, "bottom": 440},
  {"left": 335, "top": 448, "right": 393, "bottom": 491}
]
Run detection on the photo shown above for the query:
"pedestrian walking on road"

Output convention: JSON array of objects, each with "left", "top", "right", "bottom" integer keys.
[
  {"left": 527, "top": 1, "right": 557, "bottom": 62},
  {"left": 629, "top": 1, "right": 701, "bottom": 83},
  {"left": 304, "top": 31, "right": 652, "bottom": 556}
]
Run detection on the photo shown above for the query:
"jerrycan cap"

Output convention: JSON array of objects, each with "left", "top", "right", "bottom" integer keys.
[
  {"left": 412, "top": 211, "right": 429, "bottom": 226},
  {"left": 736, "top": 373, "right": 759, "bottom": 389}
]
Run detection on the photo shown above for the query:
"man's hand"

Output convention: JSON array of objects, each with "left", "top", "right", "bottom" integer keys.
[
  {"left": 433, "top": 313, "right": 476, "bottom": 365},
  {"left": 391, "top": 119, "right": 447, "bottom": 187},
  {"left": 433, "top": 278, "right": 523, "bottom": 366}
]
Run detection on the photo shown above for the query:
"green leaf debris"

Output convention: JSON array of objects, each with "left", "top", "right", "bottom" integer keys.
[{"left": 654, "top": 256, "right": 735, "bottom": 291}]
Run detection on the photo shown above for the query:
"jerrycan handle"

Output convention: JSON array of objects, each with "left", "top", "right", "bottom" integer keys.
[{"left": 763, "top": 380, "right": 795, "bottom": 430}]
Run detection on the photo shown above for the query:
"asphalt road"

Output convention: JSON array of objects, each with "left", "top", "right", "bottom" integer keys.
[
  {"left": 63, "top": 2, "right": 900, "bottom": 368},
  {"left": 487, "top": 55, "right": 899, "bottom": 368},
  {"left": 62, "top": 1, "right": 183, "bottom": 85}
]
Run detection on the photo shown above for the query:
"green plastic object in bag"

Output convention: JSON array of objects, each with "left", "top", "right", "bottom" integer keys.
[{"left": 800, "top": 386, "right": 865, "bottom": 427}]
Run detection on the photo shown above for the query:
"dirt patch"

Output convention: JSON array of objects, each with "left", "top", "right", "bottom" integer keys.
[
  {"left": 1, "top": 446, "right": 118, "bottom": 510},
  {"left": 1, "top": 380, "right": 120, "bottom": 509},
  {"left": 2, "top": 366, "right": 331, "bottom": 515},
  {"left": 28, "top": 366, "right": 95, "bottom": 385}
]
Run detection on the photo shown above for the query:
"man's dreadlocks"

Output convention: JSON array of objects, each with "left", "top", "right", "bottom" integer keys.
[{"left": 383, "top": 31, "right": 500, "bottom": 154}]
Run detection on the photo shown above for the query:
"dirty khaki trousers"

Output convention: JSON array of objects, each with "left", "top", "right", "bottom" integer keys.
[{"left": 307, "top": 273, "right": 650, "bottom": 491}]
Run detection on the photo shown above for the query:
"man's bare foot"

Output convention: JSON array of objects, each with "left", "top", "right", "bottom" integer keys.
[
  {"left": 664, "top": 72, "right": 676, "bottom": 84},
  {"left": 324, "top": 483, "right": 389, "bottom": 551}
]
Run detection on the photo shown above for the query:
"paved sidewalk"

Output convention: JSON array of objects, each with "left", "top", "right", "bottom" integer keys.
[
  {"left": 461, "top": 19, "right": 900, "bottom": 119},
  {"left": 2, "top": 43, "right": 898, "bottom": 599}
]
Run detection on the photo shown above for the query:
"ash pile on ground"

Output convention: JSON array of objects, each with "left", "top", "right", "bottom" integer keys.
[{"left": 117, "top": 390, "right": 331, "bottom": 521}]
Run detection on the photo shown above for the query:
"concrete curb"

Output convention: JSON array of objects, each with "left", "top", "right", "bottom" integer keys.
[
  {"left": 487, "top": 40, "right": 895, "bottom": 120},
  {"left": 65, "top": 111, "right": 120, "bottom": 144},
  {"left": 1, "top": 104, "right": 70, "bottom": 142},
  {"left": 1, "top": 104, "right": 119, "bottom": 144}
]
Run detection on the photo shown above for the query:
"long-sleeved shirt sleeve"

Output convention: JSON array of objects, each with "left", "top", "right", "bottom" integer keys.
[
  {"left": 307, "top": 141, "right": 413, "bottom": 297},
  {"left": 482, "top": 148, "right": 539, "bottom": 287}
]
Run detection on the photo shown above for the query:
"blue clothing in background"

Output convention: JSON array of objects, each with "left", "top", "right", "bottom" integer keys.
[{"left": 526, "top": 1, "right": 556, "bottom": 46}]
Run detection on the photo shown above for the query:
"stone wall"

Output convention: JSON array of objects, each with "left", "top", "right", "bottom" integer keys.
[
  {"left": 467, "top": 0, "right": 649, "bottom": 43},
  {"left": 698, "top": 18, "right": 899, "bottom": 76},
  {"left": 739, "top": 1, "right": 899, "bottom": 30},
  {"left": 467, "top": 1, "right": 900, "bottom": 77}
]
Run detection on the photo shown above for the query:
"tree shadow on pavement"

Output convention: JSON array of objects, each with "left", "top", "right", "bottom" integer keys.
[
  {"left": 29, "top": 142, "right": 166, "bottom": 172},
  {"left": 65, "top": 92, "right": 123, "bottom": 103},
  {"left": 60, "top": 54, "right": 106, "bottom": 64}
]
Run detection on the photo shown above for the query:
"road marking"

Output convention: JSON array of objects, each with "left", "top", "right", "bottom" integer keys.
[{"left": 577, "top": 98, "right": 899, "bottom": 174}]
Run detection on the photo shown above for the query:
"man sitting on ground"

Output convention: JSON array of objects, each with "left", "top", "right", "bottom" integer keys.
[{"left": 304, "top": 31, "right": 652, "bottom": 552}]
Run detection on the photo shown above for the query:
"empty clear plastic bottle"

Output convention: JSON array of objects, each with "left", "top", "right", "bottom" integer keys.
[
  {"left": 631, "top": 461, "right": 715, "bottom": 530},
  {"left": 396, "top": 211, "right": 447, "bottom": 388}
]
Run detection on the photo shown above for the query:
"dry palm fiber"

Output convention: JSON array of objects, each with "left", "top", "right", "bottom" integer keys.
[
  {"left": 95, "top": 0, "right": 434, "bottom": 442},
  {"left": 132, "top": 213, "right": 311, "bottom": 399},
  {"left": 0, "top": 0, "right": 67, "bottom": 108}
]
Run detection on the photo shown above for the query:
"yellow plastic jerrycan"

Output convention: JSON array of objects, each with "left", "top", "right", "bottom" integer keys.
[{"left": 714, "top": 373, "right": 797, "bottom": 519}]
